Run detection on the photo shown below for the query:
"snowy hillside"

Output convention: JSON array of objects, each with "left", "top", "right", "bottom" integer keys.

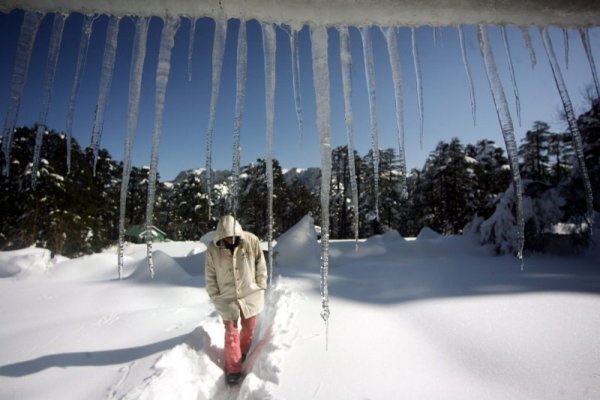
[{"left": 1, "top": 216, "right": 599, "bottom": 399}]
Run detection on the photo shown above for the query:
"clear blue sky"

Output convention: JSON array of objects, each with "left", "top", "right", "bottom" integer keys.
[{"left": 0, "top": 10, "right": 598, "bottom": 181}]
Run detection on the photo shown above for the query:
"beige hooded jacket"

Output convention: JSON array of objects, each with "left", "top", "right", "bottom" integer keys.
[{"left": 204, "top": 215, "right": 267, "bottom": 321}]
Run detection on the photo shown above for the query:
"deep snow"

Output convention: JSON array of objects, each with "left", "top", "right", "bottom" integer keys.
[{"left": 1, "top": 215, "right": 599, "bottom": 399}]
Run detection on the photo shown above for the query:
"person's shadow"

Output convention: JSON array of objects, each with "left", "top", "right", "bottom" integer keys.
[{"left": 0, "top": 334, "right": 188, "bottom": 377}]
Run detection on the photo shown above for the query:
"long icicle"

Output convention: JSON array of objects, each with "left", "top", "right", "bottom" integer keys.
[
  {"left": 204, "top": 18, "right": 227, "bottom": 221},
  {"left": 187, "top": 17, "right": 197, "bottom": 82},
  {"left": 145, "top": 15, "right": 180, "bottom": 278},
  {"left": 563, "top": 28, "right": 569, "bottom": 69},
  {"left": 458, "top": 25, "right": 477, "bottom": 126},
  {"left": 290, "top": 28, "right": 305, "bottom": 143},
  {"left": 31, "top": 13, "right": 66, "bottom": 189},
  {"left": 520, "top": 26, "right": 537, "bottom": 69},
  {"left": 232, "top": 19, "right": 247, "bottom": 219},
  {"left": 501, "top": 25, "right": 522, "bottom": 127},
  {"left": 411, "top": 27, "right": 424, "bottom": 148},
  {"left": 578, "top": 28, "right": 600, "bottom": 99},
  {"left": 478, "top": 25, "right": 525, "bottom": 263},
  {"left": 118, "top": 16, "right": 149, "bottom": 280},
  {"left": 261, "top": 21, "right": 276, "bottom": 287},
  {"left": 541, "top": 28, "right": 594, "bottom": 225},
  {"left": 90, "top": 15, "right": 120, "bottom": 176},
  {"left": 310, "top": 24, "right": 332, "bottom": 350},
  {"left": 359, "top": 26, "right": 380, "bottom": 220},
  {"left": 65, "top": 14, "right": 94, "bottom": 175},
  {"left": 382, "top": 26, "right": 408, "bottom": 200},
  {"left": 338, "top": 25, "right": 360, "bottom": 247},
  {"left": 2, "top": 11, "right": 44, "bottom": 177}
]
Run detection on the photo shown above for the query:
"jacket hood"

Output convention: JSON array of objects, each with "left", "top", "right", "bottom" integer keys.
[{"left": 214, "top": 215, "right": 244, "bottom": 244}]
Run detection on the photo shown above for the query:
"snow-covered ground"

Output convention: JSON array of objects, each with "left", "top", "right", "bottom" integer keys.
[{"left": 1, "top": 216, "right": 599, "bottom": 399}]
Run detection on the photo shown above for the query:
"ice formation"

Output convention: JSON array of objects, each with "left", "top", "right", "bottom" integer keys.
[
  {"left": 311, "top": 24, "right": 332, "bottom": 347},
  {"left": 1, "top": 0, "right": 598, "bottom": 333},
  {"left": 338, "top": 25, "right": 360, "bottom": 245},
  {"left": 458, "top": 25, "right": 477, "bottom": 125},
  {"left": 31, "top": 13, "right": 65, "bottom": 188},
  {"left": 145, "top": 15, "right": 180, "bottom": 277},
  {"left": 118, "top": 16, "right": 149, "bottom": 279}
]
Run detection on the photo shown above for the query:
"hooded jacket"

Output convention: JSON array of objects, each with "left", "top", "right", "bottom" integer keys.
[{"left": 204, "top": 215, "right": 268, "bottom": 320}]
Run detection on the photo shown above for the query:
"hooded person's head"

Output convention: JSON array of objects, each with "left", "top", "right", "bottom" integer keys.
[{"left": 214, "top": 215, "right": 244, "bottom": 246}]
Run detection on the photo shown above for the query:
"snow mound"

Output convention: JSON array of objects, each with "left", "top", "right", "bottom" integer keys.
[
  {"left": 274, "top": 215, "right": 320, "bottom": 268},
  {"left": 50, "top": 253, "right": 119, "bottom": 281},
  {"left": 364, "top": 230, "right": 404, "bottom": 244},
  {"left": 0, "top": 246, "right": 51, "bottom": 278},
  {"left": 416, "top": 226, "right": 442, "bottom": 240},
  {"left": 199, "top": 231, "right": 216, "bottom": 246},
  {"left": 128, "top": 250, "right": 191, "bottom": 283}
]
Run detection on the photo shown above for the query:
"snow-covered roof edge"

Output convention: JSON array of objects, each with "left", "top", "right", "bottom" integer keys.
[{"left": 1, "top": 0, "right": 599, "bottom": 28}]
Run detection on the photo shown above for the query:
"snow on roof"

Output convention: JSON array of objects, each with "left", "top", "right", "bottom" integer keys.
[{"left": 1, "top": 0, "right": 598, "bottom": 27}]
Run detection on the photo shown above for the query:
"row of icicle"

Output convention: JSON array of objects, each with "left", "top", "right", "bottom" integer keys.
[{"left": 1, "top": 12, "right": 597, "bottom": 345}]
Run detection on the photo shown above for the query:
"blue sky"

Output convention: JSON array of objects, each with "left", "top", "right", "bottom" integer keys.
[{"left": 0, "top": 10, "right": 598, "bottom": 181}]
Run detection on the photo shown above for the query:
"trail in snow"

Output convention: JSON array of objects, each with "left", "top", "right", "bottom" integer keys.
[
  {"left": 458, "top": 25, "right": 477, "bottom": 125},
  {"left": 478, "top": 25, "right": 525, "bottom": 262},
  {"left": 90, "top": 15, "right": 120, "bottom": 176},
  {"left": 121, "top": 282, "right": 297, "bottom": 400},
  {"left": 31, "top": 13, "right": 66, "bottom": 189},
  {"left": 311, "top": 24, "right": 332, "bottom": 347},
  {"left": 261, "top": 21, "right": 277, "bottom": 287},
  {"left": 65, "top": 14, "right": 94, "bottom": 174},
  {"left": 338, "top": 25, "right": 360, "bottom": 245},
  {"left": 145, "top": 16, "right": 180, "bottom": 277},
  {"left": 204, "top": 18, "right": 228, "bottom": 221},
  {"left": 541, "top": 28, "right": 594, "bottom": 225},
  {"left": 118, "top": 16, "right": 150, "bottom": 279},
  {"left": 231, "top": 19, "right": 247, "bottom": 220},
  {"left": 2, "top": 11, "right": 44, "bottom": 177}
]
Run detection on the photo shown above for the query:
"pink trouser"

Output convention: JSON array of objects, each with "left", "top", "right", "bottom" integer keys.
[{"left": 223, "top": 312, "right": 257, "bottom": 374}]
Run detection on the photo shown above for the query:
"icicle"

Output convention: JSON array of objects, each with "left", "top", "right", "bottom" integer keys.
[
  {"left": 232, "top": 19, "right": 247, "bottom": 219},
  {"left": 458, "top": 25, "right": 477, "bottom": 126},
  {"left": 411, "top": 27, "right": 424, "bottom": 148},
  {"left": 477, "top": 25, "right": 525, "bottom": 263},
  {"left": 31, "top": 13, "right": 66, "bottom": 189},
  {"left": 501, "top": 25, "right": 522, "bottom": 127},
  {"left": 90, "top": 15, "right": 120, "bottom": 176},
  {"left": 187, "top": 17, "right": 197, "bottom": 81},
  {"left": 541, "top": 28, "right": 594, "bottom": 225},
  {"left": 261, "top": 21, "right": 276, "bottom": 287},
  {"left": 290, "top": 28, "right": 305, "bottom": 143},
  {"left": 359, "top": 26, "right": 380, "bottom": 220},
  {"left": 563, "top": 28, "right": 570, "bottom": 69},
  {"left": 65, "top": 14, "right": 94, "bottom": 175},
  {"left": 1, "top": 11, "right": 44, "bottom": 177},
  {"left": 433, "top": 26, "right": 437, "bottom": 47},
  {"left": 118, "top": 16, "right": 149, "bottom": 280},
  {"left": 204, "top": 18, "right": 228, "bottom": 221},
  {"left": 145, "top": 15, "right": 180, "bottom": 278},
  {"left": 381, "top": 26, "right": 408, "bottom": 200},
  {"left": 338, "top": 25, "right": 360, "bottom": 247},
  {"left": 520, "top": 26, "right": 537, "bottom": 68},
  {"left": 578, "top": 28, "right": 600, "bottom": 99},
  {"left": 310, "top": 24, "right": 332, "bottom": 348}
]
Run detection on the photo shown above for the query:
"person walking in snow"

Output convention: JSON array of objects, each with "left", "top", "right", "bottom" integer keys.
[{"left": 204, "top": 215, "right": 268, "bottom": 384}]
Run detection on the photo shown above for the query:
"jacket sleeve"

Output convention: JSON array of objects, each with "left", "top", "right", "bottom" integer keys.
[
  {"left": 205, "top": 248, "right": 219, "bottom": 298},
  {"left": 254, "top": 237, "right": 268, "bottom": 290}
]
